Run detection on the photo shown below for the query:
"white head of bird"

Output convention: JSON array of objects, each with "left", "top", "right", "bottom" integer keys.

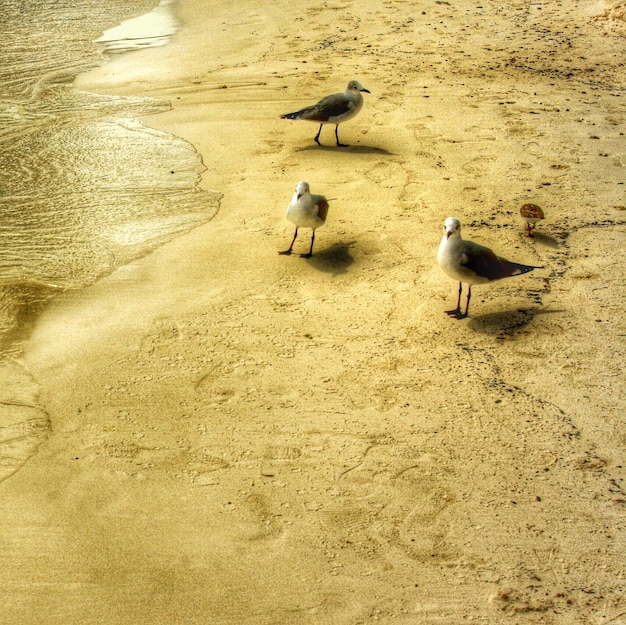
[
  {"left": 294, "top": 181, "right": 310, "bottom": 200},
  {"left": 442, "top": 217, "right": 461, "bottom": 242}
]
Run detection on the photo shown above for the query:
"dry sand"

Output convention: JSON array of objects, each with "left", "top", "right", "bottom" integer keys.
[{"left": 3, "top": 0, "right": 626, "bottom": 623}]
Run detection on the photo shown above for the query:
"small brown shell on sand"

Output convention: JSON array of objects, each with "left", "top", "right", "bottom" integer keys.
[{"left": 520, "top": 203, "right": 545, "bottom": 222}]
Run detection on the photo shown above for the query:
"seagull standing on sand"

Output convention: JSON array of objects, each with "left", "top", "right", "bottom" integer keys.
[
  {"left": 520, "top": 203, "right": 545, "bottom": 237},
  {"left": 437, "top": 217, "right": 541, "bottom": 319},
  {"left": 280, "top": 80, "right": 370, "bottom": 147},
  {"left": 279, "top": 181, "right": 330, "bottom": 258}
]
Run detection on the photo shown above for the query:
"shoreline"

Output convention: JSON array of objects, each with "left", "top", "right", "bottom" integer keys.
[
  {"left": 4, "top": 0, "right": 626, "bottom": 622},
  {"left": 0, "top": 0, "right": 217, "bottom": 485}
]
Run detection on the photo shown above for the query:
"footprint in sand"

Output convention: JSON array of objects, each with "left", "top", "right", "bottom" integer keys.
[
  {"left": 363, "top": 161, "right": 408, "bottom": 188},
  {"left": 228, "top": 492, "right": 285, "bottom": 543},
  {"left": 461, "top": 154, "right": 497, "bottom": 176},
  {"left": 335, "top": 444, "right": 458, "bottom": 562},
  {"left": 381, "top": 465, "right": 457, "bottom": 562}
]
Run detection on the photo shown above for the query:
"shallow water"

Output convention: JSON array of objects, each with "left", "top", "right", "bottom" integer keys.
[
  {"left": 96, "top": 0, "right": 179, "bottom": 52},
  {"left": 0, "top": 0, "right": 220, "bottom": 481}
]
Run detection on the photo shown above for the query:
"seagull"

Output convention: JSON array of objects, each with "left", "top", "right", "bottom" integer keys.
[
  {"left": 519, "top": 203, "right": 545, "bottom": 237},
  {"left": 437, "top": 217, "right": 542, "bottom": 319},
  {"left": 278, "top": 181, "right": 330, "bottom": 258},
  {"left": 280, "top": 80, "right": 370, "bottom": 147}
]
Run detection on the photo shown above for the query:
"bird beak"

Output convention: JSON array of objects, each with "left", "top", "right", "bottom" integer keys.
[
  {"left": 297, "top": 193, "right": 302, "bottom": 200},
  {"left": 361, "top": 88, "right": 371, "bottom": 93},
  {"left": 445, "top": 230, "right": 451, "bottom": 240}
]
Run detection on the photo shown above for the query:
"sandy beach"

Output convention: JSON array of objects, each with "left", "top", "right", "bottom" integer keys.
[{"left": 2, "top": 0, "right": 626, "bottom": 623}]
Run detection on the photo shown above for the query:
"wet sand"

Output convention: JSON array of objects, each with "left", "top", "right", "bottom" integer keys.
[{"left": 3, "top": 0, "right": 626, "bottom": 623}]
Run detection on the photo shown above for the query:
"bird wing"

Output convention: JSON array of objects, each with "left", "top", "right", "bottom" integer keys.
[
  {"left": 312, "top": 93, "right": 351, "bottom": 120},
  {"left": 281, "top": 90, "right": 355, "bottom": 121},
  {"left": 461, "top": 241, "right": 539, "bottom": 280},
  {"left": 316, "top": 199, "right": 329, "bottom": 221}
]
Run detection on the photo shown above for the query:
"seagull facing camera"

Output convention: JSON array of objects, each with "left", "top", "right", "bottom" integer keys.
[{"left": 278, "top": 181, "right": 330, "bottom": 258}]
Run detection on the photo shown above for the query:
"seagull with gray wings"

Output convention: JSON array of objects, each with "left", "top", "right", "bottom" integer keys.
[
  {"left": 437, "top": 217, "right": 542, "bottom": 319},
  {"left": 280, "top": 80, "right": 370, "bottom": 147},
  {"left": 279, "top": 181, "right": 330, "bottom": 258}
]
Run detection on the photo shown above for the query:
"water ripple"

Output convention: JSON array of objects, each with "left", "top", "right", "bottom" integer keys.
[{"left": 0, "top": 0, "right": 221, "bottom": 481}]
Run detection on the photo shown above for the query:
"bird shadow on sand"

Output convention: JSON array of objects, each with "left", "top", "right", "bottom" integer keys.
[
  {"left": 306, "top": 240, "right": 356, "bottom": 275},
  {"left": 468, "top": 307, "right": 565, "bottom": 337},
  {"left": 523, "top": 232, "right": 560, "bottom": 249},
  {"left": 294, "top": 144, "right": 396, "bottom": 156}
]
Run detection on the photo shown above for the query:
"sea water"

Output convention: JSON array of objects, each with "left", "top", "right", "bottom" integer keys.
[{"left": 0, "top": 0, "right": 220, "bottom": 481}]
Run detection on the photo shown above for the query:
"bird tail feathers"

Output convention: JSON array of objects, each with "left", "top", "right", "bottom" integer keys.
[
  {"left": 280, "top": 105, "right": 316, "bottom": 120},
  {"left": 508, "top": 262, "right": 542, "bottom": 276}
]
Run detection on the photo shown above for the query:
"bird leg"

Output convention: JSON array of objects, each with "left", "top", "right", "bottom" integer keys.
[
  {"left": 445, "top": 282, "right": 464, "bottom": 318},
  {"left": 461, "top": 285, "right": 472, "bottom": 319},
  {"left": 335, "top": 125, "right": 348, "bottom": 148},
  {"left": 279, "top": 228, "right": 298, "bottom": 255},
  {"left": 314, "top": 124, "right": 323, "bottom": 146},
  {"left": 300, "top": 231, "right": 315, "bottom": 258}
]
